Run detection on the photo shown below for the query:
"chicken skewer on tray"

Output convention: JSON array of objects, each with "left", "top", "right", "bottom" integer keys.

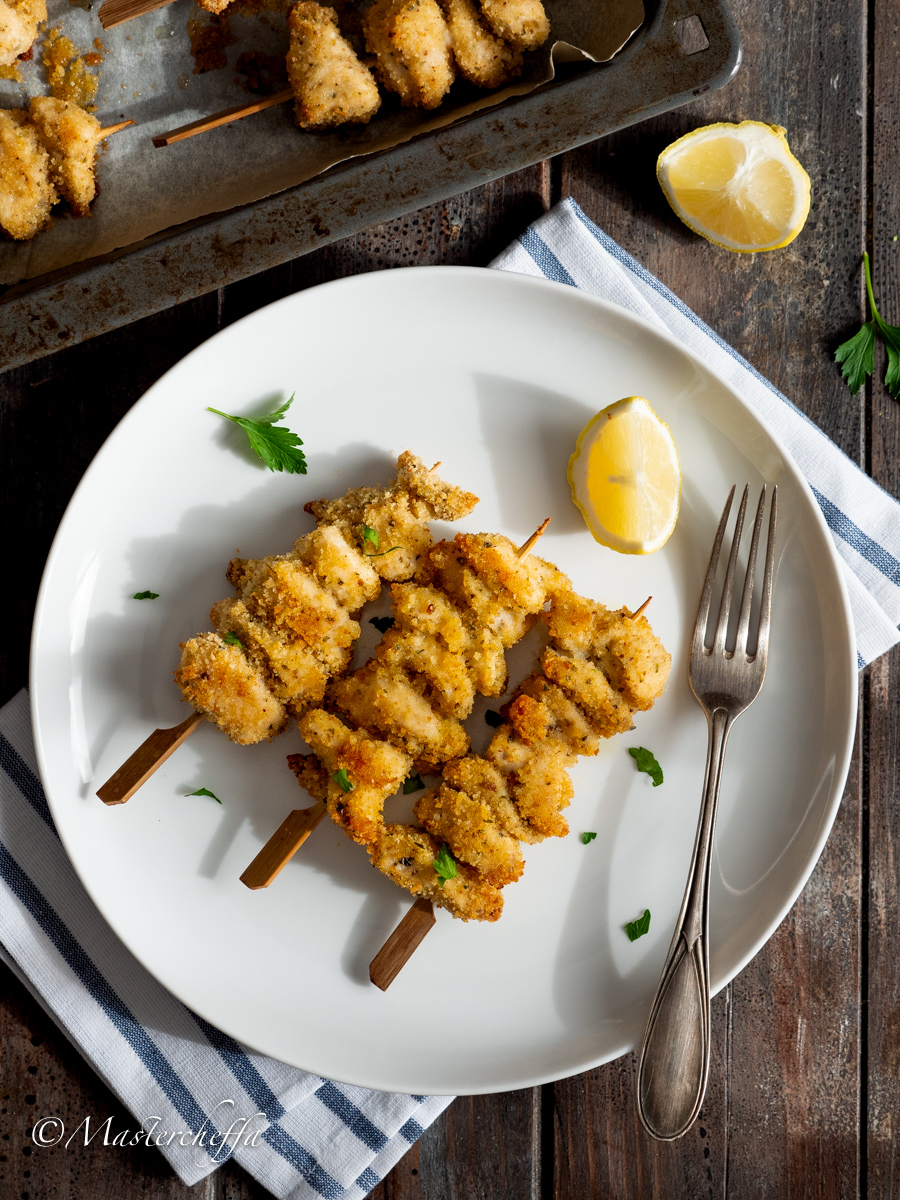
[{"left": 97, "top": 452, "right": 477, "bottom": 804}]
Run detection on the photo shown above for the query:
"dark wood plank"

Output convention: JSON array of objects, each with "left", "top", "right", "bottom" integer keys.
[{"left": 864, "top": 0, "right": 900, "bottom": 1189}]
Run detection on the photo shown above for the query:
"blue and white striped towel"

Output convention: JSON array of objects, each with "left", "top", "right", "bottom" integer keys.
[
  {"left": 491, "top": 198, "right": 900, "bottom": 668},
  {"left": 3, "top": 201, "right": 899, "bottom": 1200},
  {"left": 0, "top": 688, "right": 451, "bottom": 1194}
]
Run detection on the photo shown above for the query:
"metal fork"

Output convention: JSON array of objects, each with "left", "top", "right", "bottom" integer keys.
[{"left": 636, "top": 483, "right": 777, "bottom": 1141}]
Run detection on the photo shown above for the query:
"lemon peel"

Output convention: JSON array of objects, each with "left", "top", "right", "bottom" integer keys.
[
  {"left": 568, "top": 396, "right": 681, "bottom": 555},
  {"left": 657, "top": 120, "right": 811, "bottom": 253}
]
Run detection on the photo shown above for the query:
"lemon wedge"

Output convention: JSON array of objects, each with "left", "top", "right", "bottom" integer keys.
[
  {"left": 657, "top": 121, "right": 811, "bottom": 252},
  {"left": 568, "top": 397, "right": 681, "bottom": 554}
]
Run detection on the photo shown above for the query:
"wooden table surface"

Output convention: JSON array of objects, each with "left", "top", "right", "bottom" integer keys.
[{"left": 2, "top": 0, "right": 898, "bottom": 1194}]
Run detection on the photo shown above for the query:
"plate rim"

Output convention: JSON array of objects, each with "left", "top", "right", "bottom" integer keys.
[{"left": 29, "top": 265, "right": 859, "bottom": 1094}]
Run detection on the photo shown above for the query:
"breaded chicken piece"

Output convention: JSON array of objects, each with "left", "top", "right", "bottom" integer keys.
[
  {"left": 368, "top": 823, "right": 504, "bottom": 920},
  {"left": 0, "top": 110, "right": 55, "bottom": 240},
  {"left": 0, "top": 0, "right": 46, "bottom": 68},
  {"left": 374, "top": 627, "right": 475, "bottom": 719},
  {"left": 443, "top": 753, "right": 535, "bottom": 842},
  {"left": 540, "top": 648, "right": 636, "bottom": 738},
  {"left": 290, "top": 525, "right": 381, "bottom": 612},
  {"left": 478, "top": 0, "right": 549, "bottom": 50},
  {"left": 296, "top": 710, "right": 412, "bottom": 845},
  {"left": 418, "top": 532, "right": 569, "bottom": 646},
  {"left": 176, "top": 632, "right": 288, "bottom": 744},
  {"left": 363, "top": 0, "right": 455, "bottom": 109},
  {"left": 391, "top": 582, "right": 507, "bottom": 695},
  {"left": 442, "top": 0, "right": 522, "bottom": 88},
  {"left": 28, "top": 96, "right": 101, "bottom": 217},
  {"left": 287, "top": 2, "right": 381, "bottom": 129},
  {"left": 414, "top": 783, "right": 524, "bottom": 886},
  {"left": 305, "top": 452, "right": 478, "bottom": 581},
  {"left": 330, "top": 660, "right": 470, "bottom": 768}
]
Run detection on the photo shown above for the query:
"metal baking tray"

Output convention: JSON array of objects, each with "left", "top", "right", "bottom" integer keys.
[{"left": 0, "top": 0, "right": 740, "bottom": 373}]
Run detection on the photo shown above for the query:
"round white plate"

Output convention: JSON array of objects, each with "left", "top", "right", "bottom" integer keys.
[{"left": 30, "top": 267, "right": 857, "bottom": 1096}]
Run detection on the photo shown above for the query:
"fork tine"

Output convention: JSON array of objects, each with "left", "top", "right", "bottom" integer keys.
[
  {"left": 753, "top": 485, "right": 778, "bottom": 664},
  {"left": 692, "top": 486, "right": 735, "bottom": 655},
  {"left": 734, "top": 486, "right": 767, "bottom": 658},
  {"left": 713, "top": 485, "right": 749, "bottom": 655}
]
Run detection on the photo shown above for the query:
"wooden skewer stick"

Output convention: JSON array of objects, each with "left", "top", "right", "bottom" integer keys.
[
  {"left": 240, "top": 801, "right": 327, "bottom": 889},
  {"left": 631, "top": 596, "right": 651, "bottom": 621},
  {"left": 367, "top": 518, "right": 556, "bottom": 987},
  {"left": 152, "top": 88, "right": 292, "bottom": 149},
  {"left": 96, "top": 710, "right": 204, "bottom": 805},
  {"left": 98, "top": 119, "right": 135, "bottom": 138},
  {"left": 98, "top": 0, "right": 174, "bottom": 31},
  {"left": 369, "top": 899, "right": 436, "bottom": 991}
]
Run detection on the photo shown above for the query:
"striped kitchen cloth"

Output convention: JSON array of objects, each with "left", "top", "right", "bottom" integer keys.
[
  {"left": 491, "top": 198, "right": 900, "bottom": 668},
  {"left": 0, "top": 687, "right": 452, "bottom": 1195}
]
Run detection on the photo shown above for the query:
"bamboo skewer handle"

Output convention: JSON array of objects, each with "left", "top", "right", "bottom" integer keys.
[
  {"left": 98, "top": 0, "right": 173, "bottom": 29},
  {"left": 152, "top": 89, "right": 293, "bottom": 148},
  {"left": 369, "top": 899, "right": 436, "bottom": 991},
  {"left": 239, "top": 801, "right": 327, "bottom": 889},
  {"left": 96, "top": 710, "right": 204, "bottom": 805},
  {"left": 98, "top": 119, "right": 135, "bottom": 138}
]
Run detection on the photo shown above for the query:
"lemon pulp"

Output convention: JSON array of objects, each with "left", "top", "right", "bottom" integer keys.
[
  {"left": 568, "top": 396, "right": 681, "bottom": 554},
  {"left": 657, "top": 121, "right": 811, "bottom": 252}
]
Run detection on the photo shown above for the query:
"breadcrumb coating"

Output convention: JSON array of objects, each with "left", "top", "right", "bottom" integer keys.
[
  {"left": 0, "top": 0, "right": 46, "bottom": 68},
  {"left": 287, "top": 2, "right": 381, "bottom": 129},
  {"left": 364, "top": 0, "right": 455, "bottom": 109},
  {"left": 442, "top": 0, "right": 522, "bottom": 88},
  {"left": 0, "top": 109, "right": 55, "bottom": 240},
  {"left": 176, "top": 632, "right": 289, "bottom": 744},
  {"left": 479, "top": 0, "right": 549, "bottom": 50},
  {"left": 28, "top": 96, "right": 100, "bottom": 216},
  {"left": 369, "top": 823, "right": 504, "bottom": 921},
  {"left": 414, "top": 783, "right": 524, "bottom": 886}
]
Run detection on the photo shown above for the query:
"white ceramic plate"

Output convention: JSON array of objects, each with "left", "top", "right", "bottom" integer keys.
[{"left": 31, "top": 268, "right": 857, "bottom": 1096}]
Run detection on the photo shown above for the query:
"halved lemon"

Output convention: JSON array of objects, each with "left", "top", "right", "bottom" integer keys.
[
  {"left": 657, "top": 121, "right": 811, "bottom": 252},
  {"left": 568, "top": 396, "right": 681, "bottom": 554}
]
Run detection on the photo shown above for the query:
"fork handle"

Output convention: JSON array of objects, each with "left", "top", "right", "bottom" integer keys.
[{"left": 636, "top": 706, "right": 732, "bottom": 1140}]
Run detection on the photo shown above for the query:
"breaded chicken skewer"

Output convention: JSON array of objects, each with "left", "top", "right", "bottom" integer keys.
[{"left": 97, "top": 454, "right": 477, "bottom": 805}]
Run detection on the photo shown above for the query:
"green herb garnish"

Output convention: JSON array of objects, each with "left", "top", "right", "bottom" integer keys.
[
  {"left": 187, "top": 787, "right": 221, "bottom": 804},
  {"left": 224, "top": 631, "right": 243, "bottom": 648},
  {"left": 581, "top": 831, "right": 597, "bottom": 844},
  {"left": 208, "top": 395, "right": 307, "bottom": 474},
  {"left": 133, "top": 591, "right": 159, "bottom": 600},
  {"left": 484, "top": 710, "right": 504, "bottom": 728},
  {"left": 629, "top": 746, "right": 663, "bottom": 787},
  {"left": 403, "top": 773, "right": 425, "bottom": 795},
  {"left": 369, "top": 616, "right": 395, "bottom": 634},
  {"left": 360, "top": 524, "right": 400, "bottom": 558},
  {"left": 433, "top": 844, "right": 458, "bottom": 888},
  {"left": 624, "top": 909, "right": 651, "bottom": 942},
  {"left": 835, "top": 253, "right": 900, "bottom": 398},
  {"left": 332, "top": 768, "right": 354, "bottom": 793}
]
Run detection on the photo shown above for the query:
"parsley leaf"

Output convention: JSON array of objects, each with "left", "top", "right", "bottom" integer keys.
[
  {"left": 629, "top": 746, "right": 663, "bottom": 786},
  {"left": 836, "top": 253, "right": 900, "bottom": 400},
  {"left": 581, "top": 831, "right": 597, "bottom": 844},
  {"left": 133, "top": 590, "right": 159, "bottom": 600},
  {"left": 369, "top": 616, "right": 395, "bottom": 634},
  {"left": 484, "top": 710, "right": 504, "bottom": 728},
  {"left": 332, "top": 768, "right": 354, "bottom": 793},
  {"left": 360, "top": 524, "right": 400, "bottom": 557},
  {"left": 835, "top": 321, "right": 876, "bottom": 394},
  {"left": 433, "top": 844, "right": 458, "bottom": 888},
  {"left": 187, "top": 787, "right": 222, "bottom": 804},
  {"left": 208, "top": 395, "right": 307, "bottom": 474},
  {"left": 403, "top": 773, "right": 425, "bottom": 795},
  {"left": 224, "top": 631, "right": 243, "bottom": 648},
  {"left": 624, "top": 909, "right": 651, "bottom": 942}
]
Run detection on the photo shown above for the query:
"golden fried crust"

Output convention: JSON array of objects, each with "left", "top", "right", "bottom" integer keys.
[
  {"left": 364, "top": 0, "right": 455, "bottom": 109},
  {"left": 368, "top": 823, "right": 504, "bottom": 920},
  {"left": 514, "top": 674, "right": 600, "bottom": 755},
  {"left": 442, "top": 0, "right": 522, "bottom": 88},
  {"left": 287, "top": 1, "right": 381, "bottom": 129},
  {"left": 506, "top": 741, "right": 572, "bottom": 839},
  {"left": 0, "top": 0, "right": 46, "bottom": 67},
  {"left": 442, "top": 754, "right": 534, "bottom": 841},
  {"left": 228, "top": 556, "right": 361, "bottom": 653},
  {"left": 286, "top": 752, "right": 330, "bottom": 801},
  {"left": 330, "top": 660, "right": 470, "bottom": 768},
  {"left": 414, "top": 784, "right": 524, "bottom": 886},
  {"left": 478, "top": 0, "right": 549, "bottom": 50},
  {"left": 27, "top": 96, "right": 100, "bottom": 216},
  {"left": 374, "top": 627, "right": 475, "bottom": 719},
  {"left": 0, "top": 110, "right": 55, "bottom": 240},
  {"left": 540, "top": 649, "right": 636, "bottom": 738},
  {"left": 290, "top": 525, "right": 382, "bottom": 612},
  {"left": 176, "top": 633, "right": 288, "bottom": 744},
  {"left": 391, "top": 582, "right": 507, "bottom": 695},
  {"left": 298, "top": 710, "right": 412, "bottom": 845}
]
